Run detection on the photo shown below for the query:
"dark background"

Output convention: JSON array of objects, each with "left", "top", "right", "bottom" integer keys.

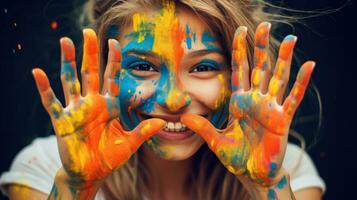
[{"left": 0, "top": 0, "right": 355, "bottom": 199}]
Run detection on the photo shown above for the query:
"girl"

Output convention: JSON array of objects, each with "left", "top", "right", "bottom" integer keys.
[{"left": 0, "top": 0, "right": 325, "bottom": 199}]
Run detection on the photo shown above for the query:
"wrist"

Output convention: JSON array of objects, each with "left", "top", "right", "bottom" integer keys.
[
  {"left": 237, "top": 169, "right": 295, "bottom": 200},
  {"left": 51, "top": 168, "right": 102, "bottom": 200}
]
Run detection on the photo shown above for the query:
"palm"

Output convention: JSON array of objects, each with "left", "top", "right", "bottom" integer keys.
[
  {"left": 53, "top": 94, "right": 126, "bottom": 182},
  {"left": 182, "top": 22, "right": 315, "bottom": 186},
  {"left": 33, "top": 29, "right": 165, "bottom": 185}
]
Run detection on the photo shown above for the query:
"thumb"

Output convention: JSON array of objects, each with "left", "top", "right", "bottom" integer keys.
[
  {"left": 127, "top": 118, "right": 166, "bottom": 148},
  {"left": 181, "top": 113, "right": 220, "bottom": 149}
]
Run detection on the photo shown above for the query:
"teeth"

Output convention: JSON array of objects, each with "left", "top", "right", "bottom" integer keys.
[
  {"left": 174, "top": 122, "right": 182, "bottom": 132},
  {"left": 164, "top": 122, "right": 187, "bottom": 132}
]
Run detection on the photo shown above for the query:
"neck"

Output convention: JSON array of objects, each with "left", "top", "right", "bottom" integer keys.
[{"left": 141, "top": 146, "right": 193, "bottom": 200}]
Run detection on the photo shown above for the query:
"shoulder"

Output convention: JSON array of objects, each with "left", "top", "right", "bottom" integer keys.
[
  {"left": 0, "top": 136, "right": 61, "bottom": 195},
  {"left": 283, "top": 143, "right": 326, "bottom": 193}
]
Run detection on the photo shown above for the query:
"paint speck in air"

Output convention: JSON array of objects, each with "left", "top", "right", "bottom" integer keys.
[
  {"left": 13, "top": 22, "right": 17, "bottom": 27},
  {"left": 4, "top": 8, "right": 7, "bottom": 14},
  {"left": 51, "top": 21, "right": 58, "bottom": 29},
  {"left": 17, "top": 43, "right": 22, "bottom": 50}
]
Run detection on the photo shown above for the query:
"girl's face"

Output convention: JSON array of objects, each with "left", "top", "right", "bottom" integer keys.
[{"left": 117, "top": 3, "right": 231, "bottom": 160}]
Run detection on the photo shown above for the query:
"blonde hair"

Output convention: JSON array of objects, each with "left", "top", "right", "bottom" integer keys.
[{"left": 81, "top": 0, "right": 287, "bottom": 199}]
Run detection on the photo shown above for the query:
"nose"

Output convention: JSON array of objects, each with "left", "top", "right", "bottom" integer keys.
[{"left": 157, "top": 85, "right": 191, "bottom": 113}]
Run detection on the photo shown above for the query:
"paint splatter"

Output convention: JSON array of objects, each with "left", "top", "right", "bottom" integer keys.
[{"left": 51, "top": 21, "right": 58, "bottom": 29}]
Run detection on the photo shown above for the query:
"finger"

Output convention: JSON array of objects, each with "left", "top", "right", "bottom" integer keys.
[
  {"left": 251, "top": 22, "right": 272, "bottom": 93},
  {"left": 127, "top": 118, "right": 166, "bottom": 149},
  {"left": 181, "top": 113, "right": 221, "bottom": 150},
  {"left": 231, "top": 26, "right": 250, "bottom": 92},
  {"left": 283, "top": 61, "right": 315, "bottom": 116},
  {"left": 103, "top": 39, "right": 121, "bottom": 97},
  {"left": 81, "top": 29, "right": 99, "bottom": 95},
  {"left": 60, "top": 37, "right": 81, "bottom": 105},
  {"left": 32, "top": 68, "right": 63, "bottom": 119},
  {"left": 268, "top": 35, "right": 297, "bottom": 103}
]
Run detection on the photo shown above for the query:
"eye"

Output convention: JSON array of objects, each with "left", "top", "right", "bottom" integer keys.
[
  {"left": 131, "top": 63, "right": 157, "bottom": 72},
  {"left": 192, "top": 65, "right": 218, "bottom": 72}
]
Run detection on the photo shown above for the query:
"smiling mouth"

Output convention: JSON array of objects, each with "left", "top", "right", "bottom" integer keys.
[{"left": 140, "top": 113, "right": 208, "bottom": 133}]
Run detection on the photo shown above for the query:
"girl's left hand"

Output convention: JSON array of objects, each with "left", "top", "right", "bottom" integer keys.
[{"left": 181, "top": 22, "right": 315, "bottom": 186}]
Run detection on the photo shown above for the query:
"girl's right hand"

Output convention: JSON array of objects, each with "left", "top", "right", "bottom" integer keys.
[{"left": 32, "top": 29, "right": 166, "bottom": 188}]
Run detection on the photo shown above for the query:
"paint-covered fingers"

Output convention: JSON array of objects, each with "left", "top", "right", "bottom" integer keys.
[
  {"left": 127, "top": 118, "right": 166, "bottom": 149},
  {"left": 81, "top": 29, "right": 99, "bottom": 95},
  {"left": 181, "top": 113, "right": 220, "bottom": 150},
  {"left": 32, "top": 68, "right": 63, "bottom": 119},
  {"left": 268, "top": 35, "right": 297, "bottom": 104},
  {"left": 283, "top": 61, "right": 315, "bottom": 116},
  {"left": 251, "top": 22, "right": 272, "bottom": 93},
  {"left": 231, "top": 26, "right": 250, "bottom": 92},
  {"left": 60, "top": 38, "right": 81, "bottom": 106},
  {"left": 103, "top": 39, "right": 121, "bottom": 97}
]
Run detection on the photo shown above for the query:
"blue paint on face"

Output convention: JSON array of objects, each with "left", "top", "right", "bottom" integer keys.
[
  {"left": 118, "top": 71, "right": 141, "bottom": 130},
  {"left": 185, "top": 24, "right": 192, "bottom": 49},
  {"left": 210, "top": 98, "right": 229, "bottom": 129},
  {"left": 118, "top": 54, "right": 148, "bottom": 130},
  {"left": 141, "top": 86, "right": 158, "bottom": 114},
  {"left": 202, "top": 31, "right": 221, "bottom": 52},
  {"left": 122, "top": 31, "right": 154, "bottom": 54}
]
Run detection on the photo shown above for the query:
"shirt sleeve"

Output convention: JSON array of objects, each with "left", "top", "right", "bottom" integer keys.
[
  {"left": 283, "top": 143, "right": 326, "bottom": 193},
  {"left": 0, "top": 136, "right": 62, "bottom": 196}
]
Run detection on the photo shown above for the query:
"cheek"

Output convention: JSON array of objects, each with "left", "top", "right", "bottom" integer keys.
[
  {"left": 119, "top": 73, "right": 157, "bottom": 109},
  {"left": 185, "top": 74, "right": 230, "bottom": 109}
]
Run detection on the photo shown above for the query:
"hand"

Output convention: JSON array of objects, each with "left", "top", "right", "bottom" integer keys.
[
  {"left": 181, "top": 22, "right": 315, "bottom": 186},
  {"left": 32, "top": 29, "right": 165, "bottom": 187}
]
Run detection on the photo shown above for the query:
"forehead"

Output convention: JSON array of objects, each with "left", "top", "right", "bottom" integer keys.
[{"left": 118, "top": 2, "right": 222, "bottom": 55}]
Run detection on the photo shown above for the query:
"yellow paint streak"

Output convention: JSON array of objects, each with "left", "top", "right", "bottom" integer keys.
[
  {"left": 275, "top": 60, "right": 285, "bottom": 79},
  {"left": 252, "top": 69, "right": 261, "bottom": 87},
  {"left": 252, "top": 90, "right": 260, "bottom": 104},
  {"left": 269, "top": 78, "right": 280, "bottom": 96},
  {"left": 214, "top": 74, "right": 228, "bottom": 109},
  {"left": 227, "top": 165, "right": 236, "bottom": 174},
  {"left": 55, "top": 116, "right": 74, "bottom": 136},
  {"left": 166, "top": 87, "right": 185, "bottom": 112},
  {"left": 226, "top": 121, "right": 244, "bottom": 141},
  {"left": 152, "top": 1, "right": 182, "bottom": 70},
  {"left": 114, "top": 139, "right": 123, "bottom": 145},
  {"left": 65, "top": 137, "right": 89, "bottom": 174},
  {"left": 132, "top": 13, "right": 148, "bottom": 43},
  {"left": 140, "top": 123, "right": 152, "bottom": 135}
]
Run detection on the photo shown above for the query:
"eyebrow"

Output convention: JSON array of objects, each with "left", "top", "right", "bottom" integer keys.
[{"left": 123, "top": 48, "right": 224, "bottom": 59}]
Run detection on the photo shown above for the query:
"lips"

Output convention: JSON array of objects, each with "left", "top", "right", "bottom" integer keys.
[{"left": 140, "top": 113, "right": 207, "bottom": 140}]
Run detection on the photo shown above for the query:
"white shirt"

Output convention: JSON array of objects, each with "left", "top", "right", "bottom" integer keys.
[{"left": 0, "top": 136, "right": 326, "bottom": 199}]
